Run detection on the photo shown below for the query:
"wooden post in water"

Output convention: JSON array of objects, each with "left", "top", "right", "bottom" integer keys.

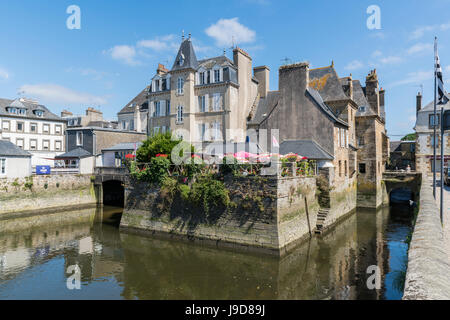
[{"left": 305, "top": 197, "right": 312, "bottom": 238}]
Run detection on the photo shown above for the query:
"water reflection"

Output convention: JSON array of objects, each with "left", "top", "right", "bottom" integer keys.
[{"left": 0, "top": 205, "right": 412, "bottom": 300}]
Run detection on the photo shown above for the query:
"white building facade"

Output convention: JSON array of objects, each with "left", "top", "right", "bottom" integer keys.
[{"left": 0, "top": 98, "right": 66, "bottom": 167}]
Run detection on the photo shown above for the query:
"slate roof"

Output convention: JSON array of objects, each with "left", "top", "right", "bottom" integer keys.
[
  {"left": 171, "top": 39, "right": 199, "bottom": 72},
  {"left": 421, "top": 92, "right": 450, "bottom": 112},
  {"left": 102, "top": 142, "right": 143, "bottom": 152},
  {"left": 0, "top": 98, "right": 64, "bottom": 121},
  {"left": 0, "top": 140, "right": 32, "bottom": 157},
  {"left": 280, "top": 140, "right": 334, "bottom": 160},
  {"left": 415, "top": 92, "right": 450, "bottom": 131},
  {"left": 198, "top": 55, "right": 235, "bottom": 69},
  {"left": 248, "top": 91, "right": 280, "bottom": 125},
  {"left": 306, "top": 88, "right": 348, "bottom": 127},
  {"left": 352, "top": 80, "right": 377, "bottom": 117},
  {"left": 309, "top": 66, "right": 348, "bottom": 102},
  {"left": 118, "top": 87, "right": 149, "bottom": 115},
  {"left": 55, "top": 147, "right": 92, "bottom": 159}
]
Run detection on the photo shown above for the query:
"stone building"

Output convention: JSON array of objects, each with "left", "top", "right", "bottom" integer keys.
[
  {"left": 62, "top": 107, "right": 118, "bottom": 129},
  {"left": 340, "top": 70, "right": 389, "bottom": 208},
  {"left": 0, "top": 97, "right": 66, "bottom": 167},
  {"left": 414, "top": 91, "right": 450, "bottom": 176},
  {"left": 389, "top": 140, "right": 416, "bottom": 170},
  {"left": 119, "top": 35, "right": 261, "bottom": 147}
]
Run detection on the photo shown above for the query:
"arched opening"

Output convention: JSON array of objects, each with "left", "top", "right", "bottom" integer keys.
[
  {"left": 389, "top": 187, "right": 413, "bottom": 205},
  {"left": 102, "top": 180, "right": 125, "bottom": 208}
]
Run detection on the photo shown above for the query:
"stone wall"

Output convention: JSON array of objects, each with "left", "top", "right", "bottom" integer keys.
[
  {"left": 0, "top": 175, "right": 96, "bottom": 215},
  {"left": 403, "top": 178, "right": 450, "bottom": 300},
  {"left": 121, "top": 175, "right": 319, "bottom": 255}
]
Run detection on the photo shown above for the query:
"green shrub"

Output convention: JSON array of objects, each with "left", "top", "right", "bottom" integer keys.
[
  {"left": 189, "top": 176, "right": 230, "bottom": 213},
  {"left": 129, "top": 156, "right": 171, "bottom": 184},
  {"left": 136, "top": 132, "right": 194, "bottom": 163},
  {"left": 178, "top": 184, "right": 191, "bottom": 201}
]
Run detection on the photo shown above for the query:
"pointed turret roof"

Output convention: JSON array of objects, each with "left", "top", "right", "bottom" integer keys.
[{"left": 171, "top": 38, "right": 199, "bottom": 72}]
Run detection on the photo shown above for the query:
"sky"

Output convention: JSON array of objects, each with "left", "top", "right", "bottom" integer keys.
[{"left": 0, "top": 0, "right": 449, "bottom": 140}]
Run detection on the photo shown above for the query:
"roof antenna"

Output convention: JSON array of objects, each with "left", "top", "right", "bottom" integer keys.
[
  {"left": 281, "top": 57, "right": 292, "bottom": 66},
  {"left": 188, "top": 32, "right": 191, "bottom": 40},
  {"left": 182, "top": 30, "right": 185, "bottom": 41}
]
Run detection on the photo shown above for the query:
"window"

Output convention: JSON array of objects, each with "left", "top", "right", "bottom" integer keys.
[
  {"left": 153, "top": 127, "right": 160, "bottom": 135},
  {"left": 213, "top": 93, "right": 222, "bottom": 111},
  {"left": 155, "top": 80, "right": 160, "bottom": 92},
  {"left": 30, "top": 139, "right": 37, "bottom": 150},
  {"left": 55, "top": 125, "right": 62, "bottom": 135},
  {"left": 30, "top": 123, "right": 37, "bottom": 133},
  {"left": 7, "top": 107, "right": 17, "bottom": 114},
  {"left": 16, "top": 138, "right": 24, "bottom": 149},
  {"left": 177, "top": 77, "right": 184, "bottom": 94},
  {"left": 358, "top": 136, "right": 365, "bottom": 147},
  {"left": 213, "top": 121, "right": 221, "bottom": 141},
  {"left": 122, "top": 121, "right": 127, "bottom": 130},
  {"left": 198, "top": 123, "right": 207, "bottom": 141},
  {"left": 199, "top": 72, "right": 205, "bottom": 85},
  {"left": 429, "top": 114, "right": 441, "bottom": 128},
  {"left": 43, "top": 140, "right": 50, "bottom": 150},
  {"left": 162, "top": 79, "right": 167, "bottom": 91},
  {"left": 55, "top": 141, "right": 62, "bottom": 151},
  {"left": 166, "top": 100, "right": 171, "bottom": 115},
  {"left": 431, "top": 160, "right": 443, "bottom": 172},
  {"left": 199, "top": 96, "right": 206, "bottom": 112},
  {"left": 155, "top": 101, "right": 161, "bottom": 117},
  {"left": 76, "top": 131, "right": 83, "bottom": 146},
  {"left": 431, "top": 134, "right": 439, "bottom": 147},
  {"left": 358, "top": 106, "right": 366, "bottom": 112},
  {"left": 2, "top": 120, "right": 10, "bottom": 131},
  {"left": 130, "top": 120, "right": 134, "bottom": 131},
  {"left": 16, "top": 122, "right": 24, "bottom": 132},
  {"left": 43, "top": 124, "right": 50, "bottom": 134},
  {"left": 34, "top": 110, "right": 44, "bottom": 117},
  {"left": 0, "top": 158, "right": 5, "bottom": 175},
  {"left": 177, "top": 106, "right": 184, "bottom": 123},
  {"left": 214, "top": 69, "right": 220, "bottom": 82},
  {"left": 359, "top": 163, "right": 366, "bottom": 174},
  {"left": 18, "top": 108, "right": 26, "bottom": 116},
  {"left": 338, "top": 160, "right": 342, "bottom": 177}
]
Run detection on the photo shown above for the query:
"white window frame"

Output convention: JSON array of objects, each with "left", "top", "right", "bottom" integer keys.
[
  {"left": 30, "top": 139, "right": 37, "bottom": 151},
  {"left": 177, "top": 77, "right": 184, "bottom": 95},
  {"left": 213, "top": 93, "right": 221, "bottom": 111},
  {"left": 43, "top": 140, "right": 50, "bottom": 151},
  {"left": 16, "top": 138, "right": 24, "bottom": 150},
  {"left": 43, "top": 124, "right": 50, "bottom": 134},
  {"left": 55, "top": 140, "right": 62, "bottom": 151},
  {"left": 76, "top": 131, "right": 83, "bottom": 146},
  {"left": 177, "top": 105, "right": 184, "bottom": 124}
]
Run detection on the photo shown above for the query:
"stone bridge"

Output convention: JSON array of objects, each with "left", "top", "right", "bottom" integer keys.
[
  {"left": 93, "top": 167, "right": 129, "bottom": 207},
  {"left": 382, "top": 171, "right": 422, "bottom": 204}
]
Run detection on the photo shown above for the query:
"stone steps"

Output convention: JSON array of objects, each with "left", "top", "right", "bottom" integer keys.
[{"left": 315, "top": 208, "right": 330, "bottom": 234}]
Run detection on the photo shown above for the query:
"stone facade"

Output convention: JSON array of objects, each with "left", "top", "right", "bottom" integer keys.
[
  {"left": 0, "top": 175, "right": 96, "bottom": 215},
  {"left": 121, "top": 175, "right": 320, "bottom": 255}
]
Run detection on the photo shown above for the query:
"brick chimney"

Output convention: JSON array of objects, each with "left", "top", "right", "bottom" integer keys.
[
  {"left": 86, "top": 107, "right": 103, "bottom": 122},
  {"left": 416, "top": 92, "right": 422, "bottom": 115},
  {"left": 157, "top": 63, "right": 169, "bottom": 75},
  {"left": 254, "top": 66, "right": 270, "bottom": 98},
  {"left": 365, "top": 69, "right": 380, "bottom": 115}
]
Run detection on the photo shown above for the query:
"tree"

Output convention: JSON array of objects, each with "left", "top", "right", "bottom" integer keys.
[{"left": 401, "top": 133, "right": 416, "bottom": 141}]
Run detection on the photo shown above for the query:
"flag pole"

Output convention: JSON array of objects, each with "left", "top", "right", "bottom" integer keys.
[{"left": 434, "top": 36, "right": 438, "bottom": 198}]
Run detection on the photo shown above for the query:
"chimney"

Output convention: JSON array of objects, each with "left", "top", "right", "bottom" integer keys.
[
  {"left": 416, "top": 92, "right": 422, "bottom": 115},
  {"left": 347, "top": 75, "right": 353, "bottom": 100},
  {"left": 86, "top": 107, "right": 103, "bottom": 122},
  {"left": 279, "top": 62, "right": 310, "bottom": 96},
  {"left": 61, "top": 110, "right": 73, "bottom": 118},
  {"left": 365, "top": 69, "right": 380, "bottom": 115},
  {"left": 379, "top": 88, "right": 385, "bottom": 108},
  {"left": 254, "top": 66, "right": 270, "bottom": 98},
  {"left": 134, "top": 104, "right": 141, "bottom": 133},
  {"left": 157, "top": 63, "right": 168, "bottom": 75}
]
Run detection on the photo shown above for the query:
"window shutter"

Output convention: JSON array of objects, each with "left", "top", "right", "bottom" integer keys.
[
  {"left": 220, "top": 68, "right": 223, "bottom": 82},
  {"left": 205, "top": 94, "right": 209, "bottom": 111},
  {"left": 161, "top": 100, "right": 166, "bottom": 116},
  {"left": 167, "top": 76, "right": 171, "bottom": 90},
  {"left": 196, "top": 72, "right": 199, "bottom": 85}
]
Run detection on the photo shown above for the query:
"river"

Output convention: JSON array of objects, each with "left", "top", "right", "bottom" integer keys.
[{"left": 0, "top": 205, "right": 413, "bottom": 300}]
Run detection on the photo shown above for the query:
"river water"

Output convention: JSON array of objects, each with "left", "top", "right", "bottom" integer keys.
[{"left": 0, "top": 205, "right": 413, "bottom": 300}]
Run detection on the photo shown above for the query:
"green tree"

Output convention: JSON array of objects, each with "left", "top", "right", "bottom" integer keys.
[{"left": 401, "top": 133, "right": 416, "bottom": 141}]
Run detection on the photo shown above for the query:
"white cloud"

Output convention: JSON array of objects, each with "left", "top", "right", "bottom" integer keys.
[
  {"left": 137, "top": 34, "right": 179, "bottom": 52},
  {"left": 205, "top": 18, "right": 256, "bottom": 47},
  {"left": 344, "top": 60, "right": 364, "bottom": 71},
  {"left": 389, "top": 70, "right": 433, "bottom": 87},
  {"left": 0, "top": 68, "right": 9, "bottom": 80},
  {"left": 371, "top": 50, "right": 382, "bottom": 58},
  {"left": 407, "top": 42, "right": 433, "bottom": 55},
  {"left": 18, "top": 84, "right": 107, "bottom": 106},
  {"left": 379, "top": 55, "right": 403, "bottom": 65},
  {"left": 105, "top": 45, "right": 139, "bottom": 66},
  {"left": 410, "top": 22, "right": 450, "bottom": 40}
]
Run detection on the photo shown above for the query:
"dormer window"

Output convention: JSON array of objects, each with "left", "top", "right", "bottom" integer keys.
[
  {"left": 34, "top": 110, "right": 44, "bottom": 117},
  {"left": 358, "top": 106, "right": 366, "bottom": 113},
  {"left": 178, "top": 52, "right": 185, "bottom": 66},
  {"left": 18, "top": 108, "right": 26, "bottom": 115},
  {"left": 7, "top": 107, "right": 17, "bottom": 114}
]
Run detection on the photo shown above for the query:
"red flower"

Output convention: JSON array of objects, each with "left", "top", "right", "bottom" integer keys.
[
  {"left": 156, "top": 154, "right": 168, "bottom": 158},
  {"left": 125, "top": 154, "right": 136, "bottom": 159}
]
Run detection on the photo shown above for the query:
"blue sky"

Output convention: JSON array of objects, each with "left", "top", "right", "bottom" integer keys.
[{"left": 0, "top": 0, "right": 449, "bottom": 139}]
